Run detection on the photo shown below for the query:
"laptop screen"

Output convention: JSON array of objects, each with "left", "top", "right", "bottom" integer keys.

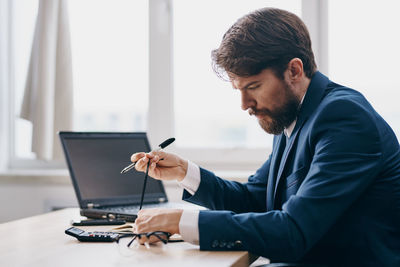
[{"left": 59, "top": 132, "right": 168, "bottom": 207}]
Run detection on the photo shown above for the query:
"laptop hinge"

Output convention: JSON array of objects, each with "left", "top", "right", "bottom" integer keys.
[{"left": 87, "top": 203, "right": 100, "bottom": 209}]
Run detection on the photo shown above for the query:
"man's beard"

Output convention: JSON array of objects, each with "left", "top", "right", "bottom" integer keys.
[{"left": 250, "top": 82, "right": 301, "bottom": 135}]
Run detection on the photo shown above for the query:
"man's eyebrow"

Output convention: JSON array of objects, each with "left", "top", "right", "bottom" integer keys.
[{"left": 240, "top": 81, "right": 260, "bottom": 90}]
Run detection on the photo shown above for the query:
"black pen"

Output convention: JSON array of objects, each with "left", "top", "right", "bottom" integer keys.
[{"left": 120, "top": 137, "right": 175, "bottom": 174}]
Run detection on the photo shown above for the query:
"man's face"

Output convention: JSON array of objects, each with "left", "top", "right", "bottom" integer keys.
[{"left": 231, "top": 68, "right": 301, "bottom": 135}]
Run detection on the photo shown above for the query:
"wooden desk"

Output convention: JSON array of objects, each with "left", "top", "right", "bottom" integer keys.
[{"left": 0, "top": 208, "right": 258, "bottom": 267}]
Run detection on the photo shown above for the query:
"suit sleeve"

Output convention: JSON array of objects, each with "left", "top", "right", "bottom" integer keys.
[
  {"left": 183, "top": 155, "right": 271, "bottom": 213},
  {"left": 194, "top": 99, "right": 383, "bottom": 262}
]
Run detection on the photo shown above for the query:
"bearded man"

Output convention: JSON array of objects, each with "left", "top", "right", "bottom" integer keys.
[{"left": 130, "top": 8, "right": 400, "bottom": 267}]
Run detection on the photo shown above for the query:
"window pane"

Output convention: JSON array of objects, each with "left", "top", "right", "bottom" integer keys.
[
  {"left": 173, "top": 0, "right": 302, "bottom": 148},
  {"left": 328, "top": 0, "right": 400, "bottom": 138},
  {"left": 70, "top": 0, "right": 148, "bottom": 132}
]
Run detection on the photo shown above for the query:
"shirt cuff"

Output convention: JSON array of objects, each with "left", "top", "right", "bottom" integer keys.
[
  {"left": 178, "top": 160, "right": 201, "bottom": 195},
  {"left": 179, "top": 209, "right": 200, "bottom": 245}
]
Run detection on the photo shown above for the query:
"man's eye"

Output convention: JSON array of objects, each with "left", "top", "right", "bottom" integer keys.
[{"left": 247, "top": 85, "right": 259, "bottom": 90}]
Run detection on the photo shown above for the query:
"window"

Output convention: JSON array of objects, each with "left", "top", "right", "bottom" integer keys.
[
  {"left": 328, "top": 0, "right": 400, "bottom": 138},
  {"left": 69, "top": 0, "right": 148, "bottom": 133}
]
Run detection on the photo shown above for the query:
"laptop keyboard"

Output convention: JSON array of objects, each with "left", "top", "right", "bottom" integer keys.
[{"left": 106, "top": 203, "right": 173, "bottom": 213}]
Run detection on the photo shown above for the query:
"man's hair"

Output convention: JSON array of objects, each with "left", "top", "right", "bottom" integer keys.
[{"left": 212, "top": 8, "right": 317, "bottom": 80}]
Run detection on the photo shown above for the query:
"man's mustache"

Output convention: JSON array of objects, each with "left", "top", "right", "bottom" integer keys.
[{"left": 248, "top": 107, "right": 272, "bottom": 117}]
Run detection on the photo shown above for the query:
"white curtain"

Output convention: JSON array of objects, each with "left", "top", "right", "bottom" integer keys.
[{"left": 20, "top": 0, "right": 73, "bottom": 161}]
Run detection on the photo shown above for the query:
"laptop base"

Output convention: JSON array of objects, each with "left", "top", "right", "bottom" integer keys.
[{"left": 80, "top": 208, "right": 137, "bottom": 222}]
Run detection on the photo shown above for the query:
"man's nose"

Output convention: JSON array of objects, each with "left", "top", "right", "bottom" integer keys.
[{"left": 240, "top": 91, "right": 255, "bottom": 111}]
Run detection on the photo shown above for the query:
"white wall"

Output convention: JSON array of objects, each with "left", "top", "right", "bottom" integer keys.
[{"left": 0, "top": 177, "right": 76, "bottom": 222}]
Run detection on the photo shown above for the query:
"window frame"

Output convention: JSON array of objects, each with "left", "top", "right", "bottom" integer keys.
[{"left": 0, "top": 0, "right": 328, "bottom": 172}]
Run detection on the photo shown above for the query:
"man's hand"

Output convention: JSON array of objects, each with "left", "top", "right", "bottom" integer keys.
[
  {"left": 134, "top": 208, "right": 183, "bottom": 245},
  {"left": 131, "top": 151, "right": 188, "bottom": 182}
]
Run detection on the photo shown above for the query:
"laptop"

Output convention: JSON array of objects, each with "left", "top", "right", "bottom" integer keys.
[{"left": 59, "top": 131, "right": 183, "bottom": 222}]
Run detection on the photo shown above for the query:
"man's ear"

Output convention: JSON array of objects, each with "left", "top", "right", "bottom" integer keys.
[{"left": 287, "top": 58, "right": 304, "bottom": 81}]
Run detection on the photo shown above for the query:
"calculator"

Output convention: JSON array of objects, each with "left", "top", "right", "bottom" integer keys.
[{"left": 65, "top": 227, "right": 119, "bottom": 242}]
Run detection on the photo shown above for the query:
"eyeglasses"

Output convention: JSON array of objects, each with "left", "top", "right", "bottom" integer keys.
[
  {"left": 116, "top": 231, "right": 182, "bottom": 256},
  {"left": 118, "top": 231, "right": 172, "bottom": 247}
]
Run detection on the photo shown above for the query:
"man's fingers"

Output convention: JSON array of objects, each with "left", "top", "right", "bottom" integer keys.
[
  {"left": 151, "top": 155, "right": 160, "bottom": 163},
  {"left": 137, "top": 235, "right": 147, "bottom": 245},
  {"left": 130, "top": 152, "right": 145, "bottom": 162},
  {"left": 151, "top": 151, "right": 167, "bottom": 159},
  {"left": 150, "top": 162, "right": 157, "bottom": 173},
  {"left": 135, "top": 156, "right": 149, "bottom": 171},
  {"left": 130, "top": 152, "right": 155, "bottom": 163},
  {"left": 135, "top": 209, "right": 151, "bottom": 232},
  {"left": 138, "top": 235, "right": 160, "bottom": 245}
]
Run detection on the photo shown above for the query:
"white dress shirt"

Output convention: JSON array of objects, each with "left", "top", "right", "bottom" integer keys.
[{"left": 177, "top": 160, "right": 201, "bottom": 244}]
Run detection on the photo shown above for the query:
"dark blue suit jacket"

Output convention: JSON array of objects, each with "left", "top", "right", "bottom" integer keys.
[{"left": 183, "top": 72, "right": 400, "bottom": 266}]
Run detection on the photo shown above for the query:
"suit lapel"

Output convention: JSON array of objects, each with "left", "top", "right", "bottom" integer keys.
[
  {"left": 273, "top": 121, "right": 304, "bottom": 203},
  {"left": 267, "top": 135, "right": 286, "bottom": 211}
]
